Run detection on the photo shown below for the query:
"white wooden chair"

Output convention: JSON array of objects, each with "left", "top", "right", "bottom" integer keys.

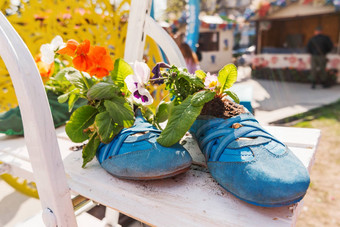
[{"left": 0, "top": 0, "right": 320, "bottom": 226}]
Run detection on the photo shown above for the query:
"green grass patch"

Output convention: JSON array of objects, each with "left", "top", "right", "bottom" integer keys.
[{"left": 273, "top": 99, "right": 340, "bottom": 127}]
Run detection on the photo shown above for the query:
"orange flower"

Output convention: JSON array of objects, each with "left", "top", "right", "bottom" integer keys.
[
  {"left": 57, "top": 39, "right": 78, "bottom": 56},
  {"left": 57, "top": 39, "right": 93, "bottom": 71},
  {"left": 57, "top": 39, "right": 113, "bottom": 78},
  {"left": 35, "top": 54, "right": 54, "bottom": 83},
  {"left": 87, "top": 46, "right": 114, "bottom": 78}
]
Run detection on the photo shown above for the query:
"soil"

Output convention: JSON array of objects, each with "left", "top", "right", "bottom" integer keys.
[{"left": 201, "top": 97, "right": 246, "bottom": 119}]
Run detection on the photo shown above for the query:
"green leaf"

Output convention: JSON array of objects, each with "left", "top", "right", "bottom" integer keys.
[
  {"left": 64, "top": 68, "right": 83, "bottom": 88},
  {"left": 191, "top": 90, "right": 216, "bottom": 107},
  {"left": 82, "top": 132, "right": 101, "bottom": 168},
  {"left": 157, "top": 95, "right": 203, "bottom": 147},
  {"left": 64, "top": 68, "right": 93, "bottom": 90},
  {"left": 58, "top": 93, "right": 69, "bottom": 103},
  {"left": 181, "top": 71, "right": 205, "bottom": 88},
  {"left": 52, "top": 61, "right": 61, "bottom": 78},
  {"left": 68, "top": 93, "right": 79, "bottom": 112},
  {"left": 54, "top": 67, "right": 74, "bottom": 80},
  {"left": 140, "top": 106, "right": 155, "bottom": 123},
  {"left": 95, "top": 111, "right": 123, "bottom": 143},
  {"left": 218, "top": 64, "right": 237, "bottom": 93},
  {"left": 155, "top": 101, "right": 170, "bottom": 124},
  {"left": 87, "top": 82, "right": 120, "bottom": 100},
  {"left": 224, "top": 90, "right": 240, "bottom": 104},
  {"left": 111, "top": 58, "right": 133, "bottom": 90},
  {"left": 66, "top": 105, "right": 98, "bottom": 143},
  {"left": 195, "top": 70, "right": 206, "bottom": 80},
  {"left": 104, "top": 97, "right": 134, "bottom": 128}
]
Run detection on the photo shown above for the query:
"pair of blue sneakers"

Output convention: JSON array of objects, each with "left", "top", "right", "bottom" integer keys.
[{"left": 96, "top": 110, "right": 310, "bottom": 207}]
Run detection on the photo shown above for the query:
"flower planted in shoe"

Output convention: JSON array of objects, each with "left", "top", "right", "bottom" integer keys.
[
  {"left": 189, "top": 111, "right": 310, "bottom": 207},
  {"left": 96, "top": 111, "right": 192, "bottom": 180},
  {"left": 148, "top": 62, "right": 310, "bottom": 206}
]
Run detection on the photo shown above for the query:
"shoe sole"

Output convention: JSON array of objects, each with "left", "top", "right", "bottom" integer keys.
[
  {"left": 109, "top": 165, "right": 191, "bottom": 181},
  {"left": 220, "top": 184, "right": 306, "bottom": 207}
]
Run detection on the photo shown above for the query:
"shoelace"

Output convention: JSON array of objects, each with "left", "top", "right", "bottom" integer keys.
[
  {"left": 196, "top": 114, "right": 283, "bottom": 161},
  {"left": 98, "top": 115, "right": 161, "bottom": 163}
]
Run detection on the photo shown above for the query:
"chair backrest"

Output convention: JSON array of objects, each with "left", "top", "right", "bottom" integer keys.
[
  {"left": 0, "top": 12, "right": 76, "bottom": 227},
  {"left": 124, "top": 0, "right": 186, "bottom": 67},
  {"left": 0, "top": 0, "right": 186, "bottom": 226}
]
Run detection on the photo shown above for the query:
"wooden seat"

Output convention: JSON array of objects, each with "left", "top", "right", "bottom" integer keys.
[
  {"left": 0, "top": 125, "right": 320, "bottom": 226},
  {"left": 0, "top": 0, "right": 320, "bottom": 226}
]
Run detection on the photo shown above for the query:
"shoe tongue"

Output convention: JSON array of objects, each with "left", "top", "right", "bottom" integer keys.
[
  {"left": 134, "top": 109, "right": 148, "bottom": 125},
  {"left": 124, "top": 131, "right": 158, "bottom": 143},
  {"left": 128, "top": 109, "right": 160, "bottom": 132},
  {"left": 227, "top": 137, "right": 271, "bottom": 149}
]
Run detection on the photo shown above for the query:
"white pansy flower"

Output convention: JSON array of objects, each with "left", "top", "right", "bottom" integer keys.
[{"left": 40, "top": 36, "right": 65, "bottom": 64}]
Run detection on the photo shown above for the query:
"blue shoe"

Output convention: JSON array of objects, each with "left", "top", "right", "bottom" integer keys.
[
  {"left": 190, "top": 113, "right": 310, "bottom": 207},
  {"left": 96, "top": 111, "right": 192, "bottom": 180}
]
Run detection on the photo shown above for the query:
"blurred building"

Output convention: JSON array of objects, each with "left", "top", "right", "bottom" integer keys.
[
  {"left": 197, "top": 15, "right": 235, "bottom": 72},
  {"left": 250, "top": 1, "right": 340, "bottom": 84}
]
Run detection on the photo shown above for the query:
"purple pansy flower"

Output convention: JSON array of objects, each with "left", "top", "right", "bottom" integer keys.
[
  {"left": 125, "top": 61, "right": 153, "bottom": 105},
  {"left": 151, "top": 62, "right": 170, "bottom": 84}
]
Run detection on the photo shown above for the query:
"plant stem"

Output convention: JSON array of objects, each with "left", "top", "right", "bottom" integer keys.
[
  {"left": 149, "top": 77, "right": 168, "bottom": 82},
  {"left": 80, "top": 71, "right": 90, "bottom": 89},
  {"left": 54, "top": 57, "right": 67, "bottom": 67},
  {"left": 156, "top": 122, "right": 163, "bottom": 130}
]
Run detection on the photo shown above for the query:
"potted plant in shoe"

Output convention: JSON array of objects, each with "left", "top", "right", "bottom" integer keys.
[
  {"left": 150, "top": 63, "right": 310, "bottom": 207},
  {"left": 54, "top": 39, "right": 192, "bottom": 180}
]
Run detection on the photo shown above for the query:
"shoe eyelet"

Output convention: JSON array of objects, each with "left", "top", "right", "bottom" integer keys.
[{"left": 231, "top": 123, "right": 243, "bottom": 129}]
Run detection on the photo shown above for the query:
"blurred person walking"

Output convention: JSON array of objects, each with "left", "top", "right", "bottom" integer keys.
[
  {"left": 180, "top": 42, "right": 200, "bottom": 74},
  {"left": 307, "top": 26, "right": 333, "bottom": 89}
]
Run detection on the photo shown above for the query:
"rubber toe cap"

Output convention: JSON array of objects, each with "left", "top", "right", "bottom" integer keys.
[
  {"left": 101, "top": 143, "right": 192, "bottom": 180},
  {"left": 208, "top": 147, "right": 310, "bottom": 207}
]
